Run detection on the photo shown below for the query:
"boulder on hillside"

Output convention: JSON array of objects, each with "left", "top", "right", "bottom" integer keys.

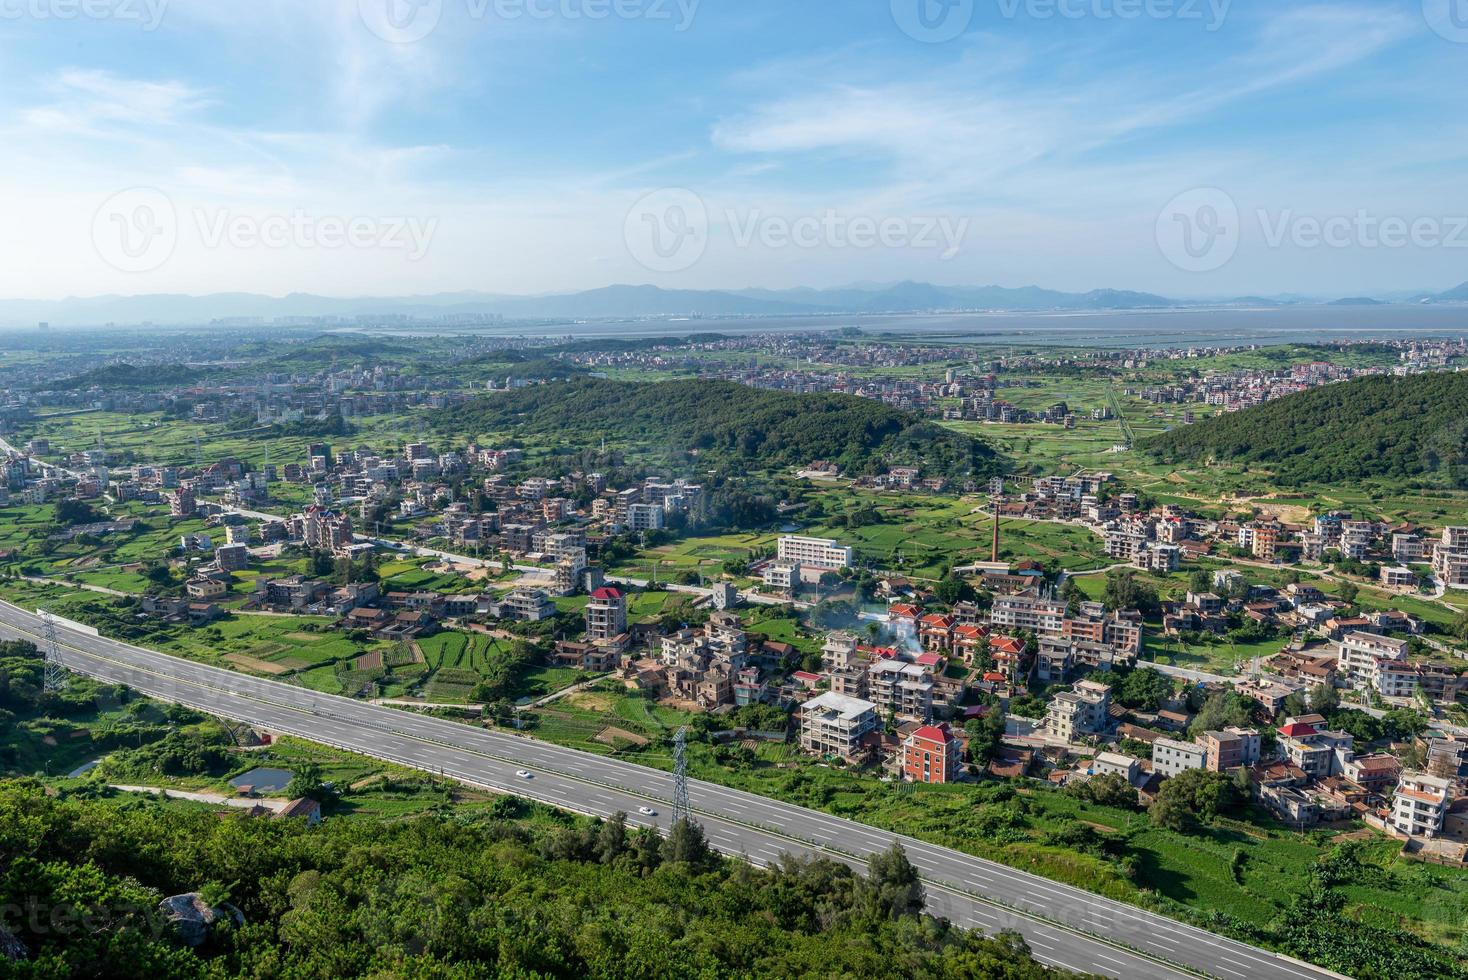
[
  {"left": 157, "top": 893, "right": 243, "bottom": 947},
  {"left": 0, "top": 925, "right": 26, "bottom": 961}
]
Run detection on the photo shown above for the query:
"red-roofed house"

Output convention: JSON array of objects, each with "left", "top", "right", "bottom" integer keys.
[
  {"left": 862, "top": 645, "right": 900, "bottom": 660},
  {"left": 1278, "top": 722, "right": 1318, "bottom": 739},
  {"left": 989, "top": 635, "right": 1029, "bottom": 678},
  {"left": 903, "top": 723, "right": 962, "bottom": 784},
  {"left": 585, "top": 587, "right": 628, "bottom": 644},
  {"left": 889, "top": 603, "right": 922, "bottom": 624},
  {"left": 915, "top": 650, "right": 946, "bottom": 670},
  {"left": 791, "top": 670, "right": 823, "bottom": 689},
  {"left": 918, "top": 613, "right": 957, "bottom": 651},
  {"left": 952, "top": 623, "right": 989, "bottom": 662}
]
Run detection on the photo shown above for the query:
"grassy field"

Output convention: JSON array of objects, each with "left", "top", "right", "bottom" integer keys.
[
  {"left": 794, "top": 490, "right": 1109, "bottom": 578},
  {"left": 8, "top": 410, "right": 434, "bottom": 471},
  {"left": 612, "top": 531, "right": 779, "bottom": 582}
]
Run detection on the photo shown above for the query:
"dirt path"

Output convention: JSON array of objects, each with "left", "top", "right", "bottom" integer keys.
[{"left": 109, "top": 785, "right": 289, "bottom": 811}]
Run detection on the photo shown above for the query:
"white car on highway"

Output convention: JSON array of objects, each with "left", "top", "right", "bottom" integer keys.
[
  {"left": 637, "top": 806, "right": 657, "bottom": 816},
  {"left": 515, "top": 770, "right": 533, "bottom": 779}
]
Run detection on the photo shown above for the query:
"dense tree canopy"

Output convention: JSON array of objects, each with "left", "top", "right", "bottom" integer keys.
[
  {"left": 1143, "top": 373, "right": 1468, "bottom": 488},
  {"left": 434, "top": 378, "right": 1005, "bottom": 479},
  {"left": 0, "top": 782, "right": 1064, "bottom": 979}
]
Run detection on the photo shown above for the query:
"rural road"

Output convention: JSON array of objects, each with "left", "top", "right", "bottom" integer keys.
[{"left": 0, "top": 599, "right": 1345, "bottom": 980}]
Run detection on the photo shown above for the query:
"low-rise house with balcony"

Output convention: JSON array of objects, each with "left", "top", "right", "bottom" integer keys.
[{"left": 1390, "top": 771, "right": 1452, "bottom": 838}]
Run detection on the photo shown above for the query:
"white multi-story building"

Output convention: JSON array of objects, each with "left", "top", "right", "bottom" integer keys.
[
  {"left": 584, "top": 586, "right": 627, "bottom": 644},
  {"left": 799, "top": 692, "right": 879, "bottom": 760},
  {"left": 991, "top": 590, "right": 1066, "bottom": 636},
  {"left": 1435, "top": 527, "right": 1468, "bottom": 590},
  {"left": 821, "top": 631, "right": 861, "bottom": 671},
  {"left": 1337, "top": 631, "right": 1409, "bottom": 691},
  {"left": 1104, "top": 529, "right": 1147, "bottom": 563},
  {"left": 1380, "top": 566, "right": 1416, "bottom": 588},
  {"left": 1140, "top": 543, "right": 1181, "bottom": 573},
  {"left": 1046, "top": 680, "right": 1111, "bottom": 742},
  {"left": 627, "top": 503, "right": 665, "bottom": 533},
  {"left": 776, "top": 535, "right": 853, "bottom": 570},
  {"left": 1390, "top": 771, "right": 1451, "bottom": 838},
  {"left": 1392, "top": 533, "right": 1427, "bottom": 563},
  {"left": 762, "top": 558, "right": 802, "bottom": 593},
  {"left": 497, "top": 587, "right": 555, "bottom": 622},
  {"left": 1152, "top": 737, "right": 1207, "bottom": 778},
  {"left": 866, "top": 659, "right": 933, "bottom": 722}
]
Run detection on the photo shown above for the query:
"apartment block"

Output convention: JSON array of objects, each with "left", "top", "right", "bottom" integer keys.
[
  {"left": 1046, "top": 680, "right": 1111, "bottom": 742},
  {"left": 777, "top": 535, "right": 853, "bottom": 570},
  {"left": 1434, "top": 527, "right": 1468, "bottom": 590},
  {"left": 866, "top": 659, "right": 934, "bottom": 722},
  {"left": 1152, "top": 737, "right": 1207, "bottom": 778},
  {"left": 1199, "top": 727, "right": 1261, "bottom": 772},
  {"left": 799, "top": 692, "right": 879, "bottom": 760},
  {"left": 991, "top": 590, "right": 1066, "bottom": 636},
  {"left": 213, "top": 543, "right": 250, "bottom": 572},
  {"left": 762, "top": 558, "right": 801, "bottom": 594}
]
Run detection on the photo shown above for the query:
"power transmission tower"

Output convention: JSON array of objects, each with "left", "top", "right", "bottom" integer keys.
[
  {"left": 989, "top": 476, "right": 1004, "bottom": 563},
  {"left": 39, "top": 610, "right": 68, "bottom": 694},
  {"left": 672, "top": 726, "right": 691, "bottom": 825}
]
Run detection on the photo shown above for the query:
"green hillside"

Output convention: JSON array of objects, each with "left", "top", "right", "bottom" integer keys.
[
  {"left": 0, "top": 780, "right": 1064, "bottom": 979},
  {"left": 1143, "top": 373, "right": 1468, "bottom": 488},
  {"left": 435, "top": 378, "right": 1005, "bottom": 479}
]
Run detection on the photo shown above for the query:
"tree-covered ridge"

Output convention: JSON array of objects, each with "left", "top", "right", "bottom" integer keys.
[
  {"left": 64, "top": 363, "right": 206, "bottom": 389},
  {"left": 1142, "top": 372, "right": 1468, "bottom": 488},
  {"left": 0, "top": 782, "right": 1070, "bottom": 979},
  {"left": 434, "top": 378, "right": 1005, "bottom": 478}
]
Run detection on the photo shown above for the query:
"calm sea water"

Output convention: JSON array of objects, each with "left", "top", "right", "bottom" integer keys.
[{"left": 369, "top": 304, "right": 1468, "bottom": 349}]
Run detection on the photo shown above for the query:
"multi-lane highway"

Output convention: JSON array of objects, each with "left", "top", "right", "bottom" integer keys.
[{"left": 0, "top": 600, "right": 1344, "bottom": 980}]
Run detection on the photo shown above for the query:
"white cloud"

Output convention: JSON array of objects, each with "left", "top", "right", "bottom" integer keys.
[
  {"left": 17, "top": 70, "right": 208, "bottom": 136},
  {"left": 711, "top": 4, "right": 1418, "bottom": 212},
  {"left": 0, "top": 1, "right": 1456, "bottom": 300}
]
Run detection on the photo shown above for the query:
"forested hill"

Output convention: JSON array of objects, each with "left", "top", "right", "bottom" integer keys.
[
  {"left": 1142, "top": 372, "right": 1468, "bottom": 488},
  {"left": 435, "top": 378, "right": 1006, "bottom": 479},
  {"left": 0, "top": 780, "right": 1063, "bottom": 978}
]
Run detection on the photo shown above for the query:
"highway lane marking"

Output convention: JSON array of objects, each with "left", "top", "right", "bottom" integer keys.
[
  {"left": 21, "top": 614, "right": 1343, "bottom": 980},
  {"left": 2, "top": 613, "right": 1237, "bottom": 980},
  {"left": 43, "top": 637, "right": 1211, "bottom": 979},
  {"left": 6, "top": 615, "right": 1222, "bottom": 978},
  {"left": 8, "top": 615, "right": 1233, "bottom": 979}
]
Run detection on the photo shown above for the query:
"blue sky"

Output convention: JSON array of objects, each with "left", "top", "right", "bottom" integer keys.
[{"left": 1, "top": 0, "right": 1466, "bottom": 300}]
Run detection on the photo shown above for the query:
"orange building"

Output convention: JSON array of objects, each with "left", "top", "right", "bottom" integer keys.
[{"left": 903, "top": 723, "right": 962, "bottom": 784}]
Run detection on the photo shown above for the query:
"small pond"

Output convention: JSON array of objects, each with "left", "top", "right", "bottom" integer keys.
[{"left": 229, "top": 767, "right": 293, "bottom": 793}]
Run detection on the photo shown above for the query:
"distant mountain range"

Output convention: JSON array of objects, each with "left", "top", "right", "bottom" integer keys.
[{"left": 3, "top": 279, "right": 1468, "bottom": 328}]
